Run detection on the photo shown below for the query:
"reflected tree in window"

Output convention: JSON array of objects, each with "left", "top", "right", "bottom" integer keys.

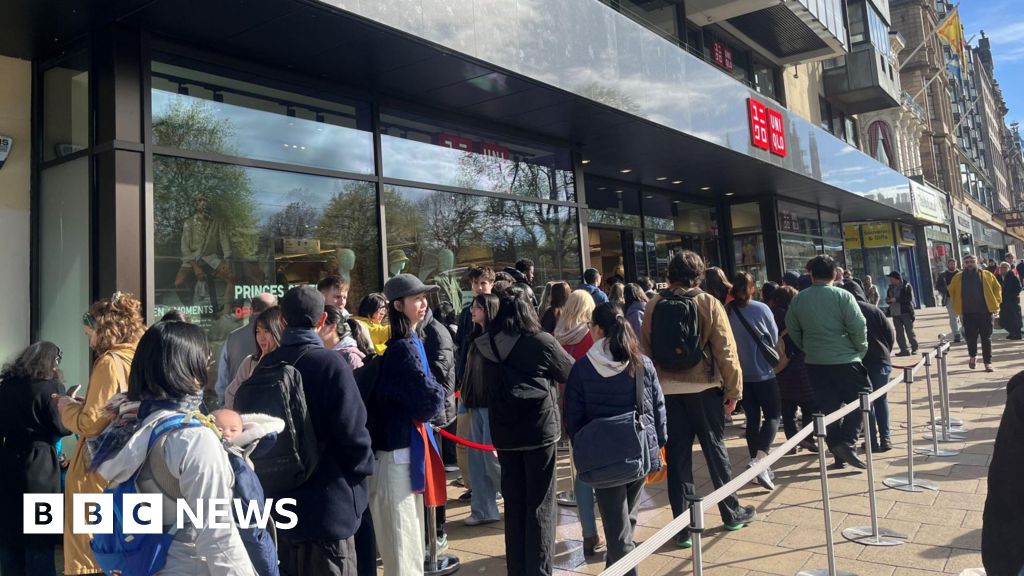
[
  {"left": 316, "top": 181, "right": 385, "bottom": 303},
  {"left": 264, "top": 199, "right": 319, "bottom": 240}
]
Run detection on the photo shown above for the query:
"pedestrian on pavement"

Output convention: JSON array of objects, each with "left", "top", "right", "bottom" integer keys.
[
  {"left": 782, "top": 271, "right": 801, "bottom": 289},
  {"left": 478, "top": 286, "right": 574, "bottom": 575},
  {"left": 1017, "top": 259, "right": 1024, "bottom": 279},
  {"left": 565, "top": 302, "right": 667, "bottom": 576},
  {"left": 504, "top": 258, "right": 538, "bottom": 308},
  {"left": 353, "top": 292, "right": 390, "bottom": 355},
  {"left": 319, "top": 305, "right": 364, "bottom": 368},
  {"left": 641, "top": 251, "right": 756, "bottom": 548},
  {"left": 223, "top": 306, "right": 282, "bottom": 409},
  {"left": 580, "top": 268, "right": 610, "bottom": 305},
  {"left": 624, "top": 282, "right": 648, "bottom": 337},
  {"left": 863, "top": 275, "right": 880, "bottom": 306},
  {"left": 982, "top": 370, "right": 1024, "bottom": 576},
  {"left": 318, "top": 274, "right": 350, "bottom": 315},
  {"left": 948, "top": 254, "right": 1002, "bottom": 372},
  {"left": 215, "top": 292, "right": 277, "bottom": 406},
  {"left": 259, "top": 286, "right": 375, "bottom": 576},
  {"left": 703, "top": 266, "right": 733, "bottom": 306},
  {"left": 769, "top": 286, "right": 818, "bottom": 453},
  {"left": 459, "top": 293, "right": 503, "bottom": 527},
  {"left": 936, "top": 258, "right": 962, "bottom": 343},
  {"left": 0, "top": 342, "right": 69, "bottom": 576},
  {"left": 998, "top": 262, "right": 1023, "bottom": 340},
  {"left": 760, "top": 281, "right": 779, "bottom": 305},
  {"left": 368, "top": 276, "right": 445, "bottom": 575},
  {"left": 55, "top": 292, "right": 144, "bottom": 575},
  {"left": 842, "top": 282, "right": 895, "bottom": 452},
  {"left": 886, "top": 271, "right": 918, "bottom": 356},
  {"left": 539, "top": 281, "right": 571, "bottom": 334},
  {"left": 638, "top": 276, "right": 657, "bottom": 300},
  {"left": 987, "top": 258, "right": 999, "bottom": 275},
  {"left": 454, "top": 266, "right": 496, "bottom": 495},
  {"left": 727, "top": 272, "right": 781, "bottom": 490},
  {"left": 608, "top": 282, "right": 626, "bottom": 307},
  {"left": 786, "top": 255, "right": 871, "bottom": 470}
]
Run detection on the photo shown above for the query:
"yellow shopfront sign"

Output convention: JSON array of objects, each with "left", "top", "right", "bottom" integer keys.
[{"left": 861, "top": 222, "right": 894, "bottom": 248}]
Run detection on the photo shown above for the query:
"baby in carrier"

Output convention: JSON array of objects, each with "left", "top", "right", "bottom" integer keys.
[{"left": 212, "top": 410, "right": 283, "bottom": 576}]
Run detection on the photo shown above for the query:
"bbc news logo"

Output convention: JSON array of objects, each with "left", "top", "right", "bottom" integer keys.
[{"left": 24, "top": 494, "right": 298, "bottom": 534}]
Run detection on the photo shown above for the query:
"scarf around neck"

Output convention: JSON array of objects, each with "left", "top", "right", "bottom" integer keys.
[
  {"left": 553, "top": 321, "right": 589, "bottom": 346},
  {"left": 88, "top": 394, "right": 204, "bottom": 471}
]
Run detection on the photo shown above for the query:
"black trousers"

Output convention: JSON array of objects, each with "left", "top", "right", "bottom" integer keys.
[
  {"left": 354, "top": 505, "right": 376, "bottom": 576},
  {"left": 781, "top": 399, "right": 815, "bottom": 440},
  {"left": 278, "top": 533, "right": 357, "bottom": 576},
  {"left": 963, "top": 312, "right": 994, "bottom": 363},
  {"left": 1001, "top": 303, "right": 1023, "bottom": 338},
  {"left": 594, "top": 478, "right": 645, "bottom": 576},
  {"left": 664, "top": 388, "right": 743, "bottom": 525},
  {"left": 740, "top": 379, "right": 781, "bottom": 458},
  {"left": 497, "top": 443, "right": 557, "bottom": 576},
  {"left": 806, "top": 362, "right": 871, "bottom": 449}
]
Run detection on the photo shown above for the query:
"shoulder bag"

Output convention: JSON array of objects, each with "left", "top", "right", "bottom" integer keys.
[{"left": 730, "top": 303, "right": 781, "bottom": 368}]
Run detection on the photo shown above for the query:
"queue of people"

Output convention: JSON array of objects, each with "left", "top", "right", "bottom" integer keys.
[{"left": 6, "top": 247, "right": 1020, "bottom": 576}]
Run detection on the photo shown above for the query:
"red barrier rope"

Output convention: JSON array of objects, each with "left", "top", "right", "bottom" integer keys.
[{"left": 434, "top": 426, "right": 496, "bottom": 451}]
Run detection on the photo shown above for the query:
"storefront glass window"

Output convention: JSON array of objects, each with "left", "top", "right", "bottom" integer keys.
[
  {"left": 777, "top": 201, "right": 821, "bottom": 236},
  {"left": 732, "top": 203, "right": 766, "bottom": 286},
  {"left": 380, "top": 112, "right": 575, "bottom": 202},
  {"left": 781, "top": 235, "right": 822, "bottom": 275},
  {"left": 588, "top": 185, "right": 642, "bottom": 228},
  {"left": 643, "top": 196, "right": 717, "bottom": 235},
  {"left": 151, "top": 62, "right": 374, "bottom": 174},
  {"left": 152, "top": 156, "right": 381, "bottom": 336},
  {"left": 820, "top": 209, "right": 842, "bottom": 239},
  {"left": 43, "top": 52, "right": 90, "bottom": 162},
  {"left": 382, "top": 185, "right": 580, "bottom": 309}
]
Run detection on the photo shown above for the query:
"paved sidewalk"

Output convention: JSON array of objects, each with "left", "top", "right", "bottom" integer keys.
[{"left": 435, "top": 305, "right": 1017, "bottom": 576}]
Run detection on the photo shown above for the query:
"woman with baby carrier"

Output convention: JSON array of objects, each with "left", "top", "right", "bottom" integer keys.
[{"left": 91, "top": 320, "right": 257, "bottom": 575}]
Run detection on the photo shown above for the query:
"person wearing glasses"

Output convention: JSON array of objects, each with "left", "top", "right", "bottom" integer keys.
[
  {"left": 353, "top": 292, "right": 391, "bottom": 355},
  {"left": 0, "top": 342, "right": 70, "bottom": 576},
  {"left": 53, "top": 292, "right": 145, "bottom": 576}
]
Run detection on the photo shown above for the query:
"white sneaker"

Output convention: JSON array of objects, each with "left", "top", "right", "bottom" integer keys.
[{"left": 749, "top": 459, "right": 775, "bottom": 491}]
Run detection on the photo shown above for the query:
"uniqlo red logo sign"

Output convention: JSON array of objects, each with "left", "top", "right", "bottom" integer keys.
[
  {"left": 711, "top": 40, "right": 734, "bottom": 72},
  {"left": 747, "top": 98, "right": 786, "bottom": 157},
  {"left": 435, "top": 133, "right": 473, "bottom": 152}
]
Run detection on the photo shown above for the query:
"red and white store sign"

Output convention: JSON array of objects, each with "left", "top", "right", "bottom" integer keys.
[
  {"left": 747, "top": 98, "right": 786, "bottom": 157},
  {"left": 711, "top": 40, "right": 734, "bottom": 72},
  {"left": 435, "top": 132, "right": 473, "bottom": 151}
]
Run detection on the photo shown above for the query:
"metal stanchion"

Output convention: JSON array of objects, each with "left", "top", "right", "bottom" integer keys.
[
  {"left": 916, "top": 351, "right": 959, "bottom": 457},
  {"left": 927, "top": 337, "right": 964, "bottom": 429},
  {"left": 797, "top": 414, "right": 858, "bottom": 576},
  {"left": 424, "top": 506, "right": 460, "bottom": 575},
  {"left": 924, "top": 344, "right": 966, "bottom": 441},
  {"left": 557, "top": 444, "right": 578, "bottom": 507},
  {"left": 884, "top": 367, "right": 939, "bottom": 492},
  {"left": 689, "top": 497, "right": 704, "bottom": 576},
  {"left": 842, "top": 393, "right": 906, "bottom": 546}
]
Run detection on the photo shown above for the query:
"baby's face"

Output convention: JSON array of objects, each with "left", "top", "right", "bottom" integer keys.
[{"left": 213, "top": 410, "right": 243, "bottom": 441}]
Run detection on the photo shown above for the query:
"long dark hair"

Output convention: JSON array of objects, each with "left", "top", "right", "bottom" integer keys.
[
  {"left": 1, "top": 341, "right": 63, "bottom": 382},
  {"left": 704, "top": 267, "right": 732, "bottom": 304},
  {"left": 357, "top": 293, "right": 388, "bottom": 319},
  {"left": 730, "top": 271, "right": 755, "bottom": 307},
  {"left": 346, "top": 318, "right": 374, "bottom": 357},
  {"left": 253, "top": 306, "right": 283, "bottom": 361},
  {"left": 591, "top": 303, "right": 642, "bottom": 376},
  {"left": 623, "top": 283, "right": 648, "bottom": 308},
  {"left": 471, "top": 293, "right": 501, "bottom": 338},
  {"left": 491, "top": 286, "right": 542, "bottom": 336},
  {"left": 127, "top": 321, "right": 208, "bottom": 401}
]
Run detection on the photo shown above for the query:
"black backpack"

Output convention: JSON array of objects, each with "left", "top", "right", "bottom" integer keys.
[
  {"left": 232, "top": 348, "right": 320, "bottom": 497},
  {"left": 649, "top": 288, "right": 706, "bottom": 371}
]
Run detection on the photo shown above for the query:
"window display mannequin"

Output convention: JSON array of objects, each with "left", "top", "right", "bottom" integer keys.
[
  {"left": 174, "top": 195, "right": 235, "bottom": 315},
  {"left": 433, "top": 248, "right": 464, "bottom": 310},
  {"left": 336, "top": 248, "right": 356, "bottom": 285},
  {"left": 389, "top": 249, "right": 409, "bottom": 278}
]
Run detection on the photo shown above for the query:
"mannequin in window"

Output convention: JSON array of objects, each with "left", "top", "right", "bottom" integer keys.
[
  {"left": 433, "top": 248, "right": 463, "bottom": 310},
  {"left": 337, "top": 248, "right": 356, "bottom": 286},
  {"left": 174, "top": 195, "right": 235, "bottom": 314},
  {"left": 389, "top": 249, "right": 409, "bottom": 278}
]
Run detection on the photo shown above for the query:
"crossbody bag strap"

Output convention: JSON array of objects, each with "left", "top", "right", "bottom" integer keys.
[
  {"left": 634, "top": 361, "right": 645, "bottom": 420},
  {"left": 730, "top": 303, "right": 774, "bottom": 360}
]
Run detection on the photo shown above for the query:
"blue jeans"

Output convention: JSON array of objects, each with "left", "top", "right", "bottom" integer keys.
[
  {"left": 468, "top": 408, "right": 502, "bottom": 520},
  {"left": 576, "top": 477, "right": 598, "bottom": 538},
  {"left": 866, "top": 364, "right": 892, "bottom": 445}
]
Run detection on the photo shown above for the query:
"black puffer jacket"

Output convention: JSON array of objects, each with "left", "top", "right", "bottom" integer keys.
[
  {"left": 983, "top": 370, "right": 1024, "bottom": 576},
  {"left": 477, "top": 330, "right": 573, "bottom": 450},
  {"left": 420, "top": 308, "right": 457, "bottom": 427},
  {"left": 564, "top": 350, "right": 667, "bottom": 472},
  {"left": 503, "top": 267, "right": 538, "bottom": 307}
]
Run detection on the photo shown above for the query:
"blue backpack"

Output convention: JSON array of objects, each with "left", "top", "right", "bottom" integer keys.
[
  {"left": 90, "top": 413, "right": 280, "bottom": 576},
  {"left": 90, "top": 414, "right": 204, "bottom": 576}
]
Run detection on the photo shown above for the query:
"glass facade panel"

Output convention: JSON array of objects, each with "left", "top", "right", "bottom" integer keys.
[
  {"left": 588, "top": 185, "right": 642, "bottom": 227},
  {"left": 380, "top": 112, "right": 575, "bottom": 201},
  {"left": 152, "top": 156, "right": 380, "bottom": 337},
  {"left": 821, "top": 209, "right": 842, "bottom": 239},
  {"left": 643, "top": 195, "right": 717, "bottom": 235},
  {"left": 777, "top": 201, "right": 821, "bottom": 236},
  {"left": 42, "top": 53, "right": 90, "bottom": 161},
  {"left": 151, "top": 63, "right": 374, "bottom": 174},
  {"left": 781, "top": 235, "right": 822, "bottom": 275},
  {"left": 382, "top": 185, "right": 580, "bottom": 308}
]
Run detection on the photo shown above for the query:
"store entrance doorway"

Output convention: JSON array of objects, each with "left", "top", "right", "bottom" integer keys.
[{"left": 589, "top": 227, "right": 637, "bottom": 286}]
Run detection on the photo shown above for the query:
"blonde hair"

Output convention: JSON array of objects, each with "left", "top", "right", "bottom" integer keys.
[
  {"left": 556, "top": 290, "right": 596, "bottom": 332},
  {"left": 88, "top": 292, "right": 146, "bottom": 355}
]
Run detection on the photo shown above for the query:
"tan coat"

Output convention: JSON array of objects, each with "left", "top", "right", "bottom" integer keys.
[
  {"left": 640, "top": 287, "right": 743, "bottom": 400},
  {"left": 61, "top": 343, "right": 135, "bottom": 575}
]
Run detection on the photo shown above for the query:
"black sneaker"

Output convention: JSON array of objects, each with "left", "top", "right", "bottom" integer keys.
[
  {"left": 832, "top": 443, "right": 867, "bottom": 469},
  {"left": 878, "top": 438, "right": 892, "bottom": 453},
  {"left": 895, "top": 351, "right": 912, "bottom": 357},
  {"left": 725, "top": 505, "right": 756, "bottom": 530}
]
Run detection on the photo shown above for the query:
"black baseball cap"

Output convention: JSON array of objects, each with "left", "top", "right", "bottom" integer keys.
[
  {"left": 384, "top": 273, "right": 438, "bottom": 301},
  {"left": 281, "top": 285, "right": 325, "bottom": 328}
]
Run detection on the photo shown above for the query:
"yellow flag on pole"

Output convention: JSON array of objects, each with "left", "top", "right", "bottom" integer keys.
[{"left": 936, "top": 6, "right": 966, "bottom": 69}]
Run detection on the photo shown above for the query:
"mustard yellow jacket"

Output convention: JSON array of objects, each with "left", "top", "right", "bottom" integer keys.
[
  {"left": 948, "top": 269, "right": 1002, "bottom": 316},
  {"left": 353, "top": 316, "right": 390, "bottom": 355}
]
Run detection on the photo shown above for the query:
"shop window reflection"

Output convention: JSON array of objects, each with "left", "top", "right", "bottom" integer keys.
[
  {"left": 383, "top": 185, "right": 581, "bottom": 311},
  {"left": 153, "top": 156, "right": 380, "bottom": 343},
  {"left": 731, "top": 202, "right": 766, "bottom": 286}
]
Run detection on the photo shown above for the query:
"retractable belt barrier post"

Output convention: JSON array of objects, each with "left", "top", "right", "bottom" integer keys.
[
  {"left": 884, "top": 365, "right": 940, "bottom": 492},
  {"left": 924, "top": 342, "right": 966, "bottom": 442},
  {"left": 916, "top": 350, "right": 959, "bottom": 457},
  {"left": 798, "top": 414, "right": 858, "bottom": 576},
  {"left": 557, "top": 444, "right": 578, "bottom": 507},
  {"left": 425, "top": 506, "right": 460, "bottom": 575},
  {"left": 842, "top": 393, "right": 906, "bottom": 546},
  {"left": 929, "top": 336, "right": 963, "bottom": 428},
  {"left": 689, "top": 497, "right": 705, "bottom": 576}
]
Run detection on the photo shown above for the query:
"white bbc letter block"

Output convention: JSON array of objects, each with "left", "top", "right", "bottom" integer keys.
[
  {"left": 23, "top": 494, "right": 64, "bottom": 534},
  {"left": 123, "top": 493, "right": 164, "bottom": 534},
  {"left": 73, "top": 493, "right": 114, "bottom": 535}
]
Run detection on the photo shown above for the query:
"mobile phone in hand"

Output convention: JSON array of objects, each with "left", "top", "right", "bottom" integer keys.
[{"left": 66, "top": 384, "right": 82, "bottom": 398}]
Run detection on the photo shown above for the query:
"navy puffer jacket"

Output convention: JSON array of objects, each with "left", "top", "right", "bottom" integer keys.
[{"left": 564, "top": 350, "right": 667, "bottom": 472}]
